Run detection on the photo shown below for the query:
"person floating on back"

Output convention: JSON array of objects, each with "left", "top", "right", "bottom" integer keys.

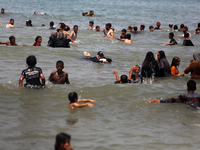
[
  {"left": 49, "top": 60, "right": 70, "bottom": 84},
  {"left": 149, "top": 80, "right": 200, "bottom": 108},
  {"left": 68, "top": 92, "right": 97, "bottom": 109},
  {"left": 83, "top": 51, "right": 112, "bottom": 63},
  {"left": 19, "top": 55, "right": 45, "bottom": 88},
  {"left": 162, "top": 32, "right": 178, "bottom": 46}
]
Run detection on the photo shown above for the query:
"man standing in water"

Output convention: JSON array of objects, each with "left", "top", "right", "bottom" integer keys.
[
  {"left": 5, "top": 19, "right": 14, "bottom": 28},
  {"left": 103, "top": 23, "right": 114, "bottom": 38}
]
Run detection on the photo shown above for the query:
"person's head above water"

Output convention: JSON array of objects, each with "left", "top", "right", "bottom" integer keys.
[
  {"left": 55, "top": 132, "right": 72, "bottom": 150},
  {"left": 9, "top": 36, "right": 16, "bottom": 44},
  {"left": 157, "top": 50, "right": 166, "bottom": 60},
  {"left": 56, "top": 60, "right": 64, "bottom": 73},
  {"left": 140, "top": 24, "right": 145, "bottom": 31},
  {"left": 169, "top": 32, "right": 174, "bottom": 38},
  {"left": 143, "top": 51, "right": 156, "bottom": 63},
  {"left": 68, "top": 92, "right": 78, "bottom": 103},
  {"left": 149, "top": 26, "right": 154, "bottom": 31},
  {"left": 26, "top": 55, "right": 37, "bottom": 67},
  {"left": 184, "top": 32, "right": 189, "bottom": 38},
  {"left": 50, "top": 21, "right": 54, "bottom": 27},
  {"left": 35, "top": 36, "right": 42, "bottom": 43},
  {"left": 156, "top": 21, "right": 161, "bottom": 27},
  {"left": 96, "top": 26, "right": 100, "bottom": 31},
  {"left": 120, "top": 74, "right": 128, "bottom": 83},
  {"left": 1, "top": 8, "right": 5, "bottom": 14},
  {"left": 171, "top": 56, "right": 180, "bottom": 67},
  {"left": 187, "top": 80, "right": 196, "bottom": 92},
  {"left": 89, "top": 21, "right": 94, "bottom": 26},
  {"left": 34, "top": 11, "right": 38, "bottom": 14},
  {"left": 10, "top": 19, "right": 14, "bottom": 25},
  {"left": 97, "top": 51, "right": 104, "bottom": 57},
  {"left": 121, "top": 29, "right": 127, "bottom": 35},
  {"left": 105, "top": 23, "right": 111, "bottom": 30}
]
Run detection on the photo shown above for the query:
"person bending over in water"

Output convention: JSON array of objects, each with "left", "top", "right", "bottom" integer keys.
[
  {"left": 55, "top": 132, "right": 73, "bottom": 150},
  {"left": 68, "top": 92, "right": 97, "bottom": 109},
  {"left": 113, "top": 71, "right": 131, "bottom": 84},
  {"left": 84, "top": 51, "right": 112, "bottom": 63},
  {"left": 49, "top": 60, "right": 70, "bottom": 84},
  {"left": 170, "top": 56, "right": 184, "bottom": 76},
  {"left": 163, "top": 32, "right": 178, "bottom": 46},
  {"left": 33, "top": 36, "right": 42, "bottom": 46},
  {"left": 149, "top": 80, "right": 200, "bottom": 108},
  {"left": 5, "top": 18, "right": 14, "bottom": 28},
  {"left": 0, "top": 36, "right": 18, "bottom": 46},
  {"left": 19, "top": 55, "right": 45, "bottom": 88},
  {"left": 114, "top": 34, "right": 132, "bottom": 44}
]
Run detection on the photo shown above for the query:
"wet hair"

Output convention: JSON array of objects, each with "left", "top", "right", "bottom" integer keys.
[
  {"left": 184, "top": 32, "right": 189, "bottom": 38},
  {"left": 171, "top": 56, "right": 180, "bottom": 67},
  {"left": 68, "top": 92, "right": 78, "bottom": 103},
  {"left": 158, "top": 50, "right": 166, "bottom": 59},
  {"left": 33, "top": 36, "right": 42, "bottom": 46},
  {"left": 73, "top": 25, "right": 78, "bottom": 28},
  {"left": 26, "top": 55, "right": 37, "bottom": 67},
  {"left": 187, "top": 80, "right": 196, "bottom": 91},
  {"left": 126, "top": 34, "right": 131, "bottom": 39},
  {"left": 60, "top": 23, "right": 66, "bottom": 29},
  {"left": 50, "top": 21, "right": 54, "bottom": 26},
  {"left": 140, "top": 24, "right": 145, "bottom": 30},
  {"left": 1, "top": 8, "right": 4, "bottom": 10},
  {"left": 143, "top": 51, "right": 157, "bottom": 65},
  {"left": 121, "top": 29, "right": 127, "bottom": 33},
  {"left": 184, "top": 26, "right": 188, "bottom": 31},
  {"left": 96, "top": 26, "right": 100, "bottom": 29},
  {"left": 56, "top": 60, "right": 64, "bottom": 66},
  {"left": 106, "top": 23, "right": 111, "bottom": 28},
  {"left": 9, "top": 36, "right": 15, "bottom": 41},
  {"left": 169, "top": 32, "right": 174, "bottom": 37},
  {"left": 149, "top": 26, "right": 153, "bottom": 29},
  {"left": 133, "top": 26, "right": 138, "bottom": 31},
  {"left": 10, "top": 18, "right": 14, "bottom": 22},
  {"left": 174, "top": 25, "right": 178, "bottom": 30},
  {"left": 180, "top": 24, "right": 184, "bottom": 28},
  {"left": 120, "top": 75, "right": 128, "bottom": 83},
  {"left": 58, "top": 32, "right": 67, "bottom": 39},
  {"left": 127, "top": 26, "right": 132, "bottom": 30},
  {"left": 198, "top": 23, "right": 200, "bottom": 28},
  {"left": 55, "top": 132, "right": 71, "bottom": 150},
  {"left": 89, "top": 21, "right": 94, "bottom": 25}
]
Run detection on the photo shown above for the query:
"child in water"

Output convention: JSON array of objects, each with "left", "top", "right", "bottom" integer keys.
[
  {"left": 33, "top": 36, "right": 42, "bottom": 46},
  {"left": 55, "top": 132, "right": 73, "bottom": 150},
  {"left": 113, "top": 71, "right": 131, "bottom": 84},
  {"left": 170, "top": 57, "right": 184, "bottom": 76},
  {"left": 162, "top": 32, "right": 178, "bottom": 46},
  {"left": 0, "top": 36, "right": 18, "bottom": 46},
  {"left": 49, "top": 60, "right": 70, "bottom": 84},
  {"left": 68, "top": 92, "right": 97, "bottom": 109},
  {"left": 19, "top": 55, "right": 45, "bottom": 87}
]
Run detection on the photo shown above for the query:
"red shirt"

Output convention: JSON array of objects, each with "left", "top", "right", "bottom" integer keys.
[{"left": 33, "top": 42, "right": 41, "bottom": 46}]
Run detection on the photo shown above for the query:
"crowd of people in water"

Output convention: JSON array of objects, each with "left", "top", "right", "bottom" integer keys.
[{"left": 1, "top": 8, "right": 200, "bottom": 150}]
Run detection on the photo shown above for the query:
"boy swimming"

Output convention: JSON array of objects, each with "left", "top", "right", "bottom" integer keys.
[{"left": 68, "top": 92, "right": 97, "bottom": 109}]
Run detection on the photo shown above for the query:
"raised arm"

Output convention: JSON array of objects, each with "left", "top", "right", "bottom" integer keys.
[{"left": 113, "top": 71, "right": 120, "bottom": 81}]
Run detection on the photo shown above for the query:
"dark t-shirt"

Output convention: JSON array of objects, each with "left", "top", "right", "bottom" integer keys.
[
  {"left": 183, "top": 39, "right": 194, "bottom": 46},
  {"left": 170, "top": 38, "right": 178, "bottom": 45},
  {"left": 120, "top": 34, "right": 126, "bottom": 39},
  {"left": 89, "top": 56, "right": 112, "bottom": 63},
  {"left": 115, "top": 80, "right": 131, "bottom": 84},
  {"left": 48, "top": 37, "right": 71, "bottom": 48},
  {"left": 21, "top": 67, "right": 43, "bottom": 87}
]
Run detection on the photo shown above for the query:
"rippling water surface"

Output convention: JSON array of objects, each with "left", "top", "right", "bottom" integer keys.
[{"left": 0, "top": 0, "right": 200, "bottom": 149}]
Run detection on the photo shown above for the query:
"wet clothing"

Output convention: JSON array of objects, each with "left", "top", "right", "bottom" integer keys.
[
  {"left": 70, "top": 31, "right": 77, "bottom": 41},
  {"left": 158, "top": 58, "right": 170, "bottom": 77},
  {"left": 115, "top": 80, "right": 131, "bottom": 84},
  {"left": 141, "top": 62, "right": 160, "bottom": 78},
  {"left": 154, "top": 27, "right": 160, "bottom": 30},
  {"left": 171, "top": 66, "right": 179, "bottom": 75},
  {"left": 130, "top": 74, "right": 143, "bottom": 83},
  {"left": 87, "top": 56, "right": 112, "bottom": 63},
  {"left": 57, "top": 27, "right": 70, "bottom": 32},
  {"left": 184, "top": 61, "right": 200, "bottom": 79},
  {"left": 183, "top": 39, "right": 194, "bottom": 46},
  {"left": 160, "top": 92, "right": 200, "bottom": 108},
  {"left": 21, "top": 67, "right": 43, "bottom": 87},
  {"left": 33, "top": 42, "right": 41, "bottom": 46},
  {"left": 49, "top": 71, "right": 70, "bottom": 84},
  {"left": 120, "top": 34, "right": 126, "bottom": 39},
  {"left": 49, "top": 27, "right": 56, "bottom": 29},
  {"left": 48, "top": 36, "right": 71, "bottom": 48},
  {"left": 170, "top": 38, "right": 178, "bottom": 45}
]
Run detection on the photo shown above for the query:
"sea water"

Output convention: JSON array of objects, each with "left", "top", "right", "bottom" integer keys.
[{"left": 0, "top": 0, "right": 200, "bottom": 149}]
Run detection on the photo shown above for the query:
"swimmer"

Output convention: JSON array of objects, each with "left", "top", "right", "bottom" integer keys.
[
  {"left": 96, "top": 26, "right": 100, "bottom": 32},
  {"left": 128, "top": 65, "right": 143, "bottom": 83},
  {"left": 26, "top": 20, "right": 32, "bottom": 27},
  {"left": 162, "top": 32, "right": 178, "bottom": 46},
  {"left": 183, "top": 32, "right": 194, "bottom": 46},
  {"left": 33, "top": 36, "right": 42, "bottom": 46},
  {"left": 120, "top": 29, "right": 127, "bottom": 39},
  {"left": 19, "top": 55, "right": 45, "bottom": 87},
  {"left": 68, "top": 92, "right": 97, "bottom": 109},
  {"left": 170, "top": 57, "right": 184, "bottom": 76},
  {"left": 173, "top": 25, "right": 178, "bottom": 32},
  {"left": 49, "top": 60, "right": 70, "bottom": 84},
  {"left": 132, "top": 26, "right": 138, "bottom": 33},
  {"left": 87, "top": 21, "right": 96, "bottom": 30},
  {"left": 154, "top": 21, "right": 162, "bottom": 30},
  {"left": 114, "top": 33, "right": 132, "bottom": 44},
  {"left": 69, "top": 25, "right": 78, "bottom": 43},
  {"left": 180, "top": 26, "right": 191, "bottom": 38},
  {"left": 0, "top": 36, "right": 18, "bottom": 46},
  {"left": 5, "top": 19, "right": 14, "bottom": 28},
  {"left": 1, "top": 8, "right": 5, "bottom": 14},
  {"left": 140, "top": 24, "right": 145, "bottom": 31},
  {"left": 34, "top": 11, "right": 38, "bottom": 15},
  {"left": 127, "top": 26, "right": 132, "bottom": 32},
  {"left": 113, "top": 71, "right": 131, "bottom": 84},
  {"left": 84, "top": 51, "right": 112, "bottom": 63},
  {"left": 169, "top": 24, "right": 173, "bottom": 31},
  {"left": 149, "top": 26, "right": 154, "bottom": 31},
  {"left": 194, "top": 29, "right": 200, "bottom": 35},
  {"left": 178, "top": 23, "right": 184, "bottom": 32},
  {"left": 149, "top": 80, "right": 200, "bottom": 108},
  {"left": 49, "top": 21, "right": 56, "bottom": 29},
  {"left": 103, "top": 23, "right": 114, "bottom": 38},
  {"left": 84, "top": 10, "right": 95, "bottom": 16},
  {"left": 55, "top": 132, "right": 73, "bottom": 150}
]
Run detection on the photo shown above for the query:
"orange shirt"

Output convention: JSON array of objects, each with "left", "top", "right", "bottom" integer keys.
[{"left": 171, "top": 66, "right": 179, "bottom": 75}]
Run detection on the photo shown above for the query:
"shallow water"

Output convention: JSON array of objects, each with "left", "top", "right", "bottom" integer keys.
[{"left": 0, "top": 0, "right": 200, "bottom": 150}]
